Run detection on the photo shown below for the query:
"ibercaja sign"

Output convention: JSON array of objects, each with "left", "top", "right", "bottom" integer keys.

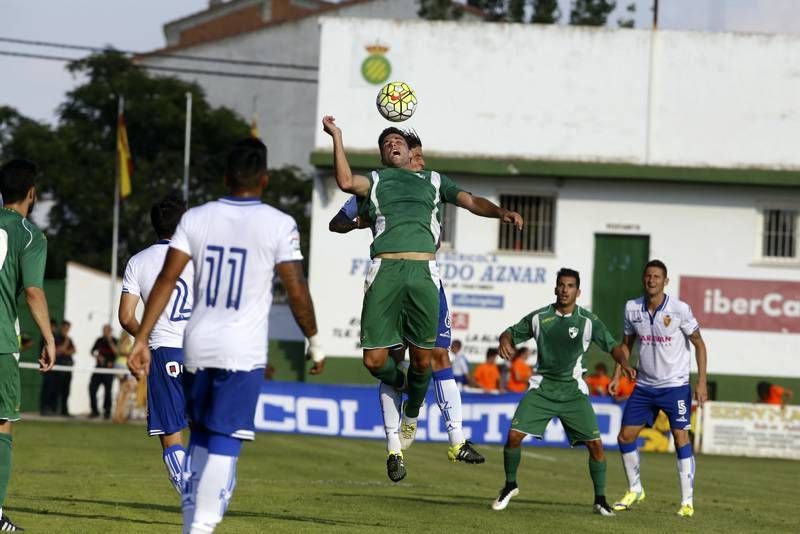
[{"left": 679, "top": 276, "right": 800, "bottom": 333}]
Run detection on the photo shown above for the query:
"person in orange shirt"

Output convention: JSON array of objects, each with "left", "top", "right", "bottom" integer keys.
[
  {"left": 585, "top": 363, "right": 611, "bottom": 397},
  {"left": 473, "top": 348, "right": 502, "bottom": 392},
  {"left": 506, "top": 348, "right": 532, "bottom": 393},
  {"left": 613, "top": 375, "right": 636, "bottom": 401},
  {"left": 757, "top": 381, "right": 794, "bottom": 407}
]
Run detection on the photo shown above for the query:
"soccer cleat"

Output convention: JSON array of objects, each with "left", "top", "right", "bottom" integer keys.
[
  {"left": 0, "top": 512, "right": 24, "bottom": 531},
  {"left": 677, "top": 503, "right": 694, "bottom": 517},
  {"left": 386, "top": 452, "right": 406, "bottom": 482},
  {"left": 593, "top": 497, "right": 616, "bottom": 516},
  {"left": 491, "top": 482, "right": 519, "bottom": 511},
  {"left": 613, "top": 489, "right": 646, "bottom": 511},
  {"left": 399, "top": 415, "right": 418, "bottom": 450},
  {"left": 448, "top": 440, "right": 486, "bottom": 464}
]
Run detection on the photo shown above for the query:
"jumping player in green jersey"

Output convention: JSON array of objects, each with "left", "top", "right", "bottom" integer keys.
[
  {"left": 491, "top": 267, "right": 635, "bottom": 516},
  {"left": 321, "top": 116, "right": 523, "bottom": 459},
  {"left": 0, "top": 159, "right": 56, "bottom": 532}
]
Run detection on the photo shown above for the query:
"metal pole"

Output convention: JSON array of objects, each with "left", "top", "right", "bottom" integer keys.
[
  {"left": 110, "top": 95, "right": 123, "bottom": 325},
  {"left": 183, "top": 92, "right": 193, "bottom": 203},
  {"left": 644, "top": 0, "right": 659, "bottom": 164}
]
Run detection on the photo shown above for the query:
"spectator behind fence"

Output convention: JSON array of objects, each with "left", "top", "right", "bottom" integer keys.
[
  {"left": 473, "top": 348, "right": 502, "bottom": 393},
  {"left": 450, "top": 340, "right": 477, "bottom": 389},
  {"left": 585, "top": 362, "right": 611, "bottom": 397},
  {"left": 506, "top": 347, "right": 532, "bottom": 393},
  {"left": 757, "top": 381, "right": 794, "bottom": 407},
  {"left": 89, "top": 324, "right": 118, "bottom": 419}
]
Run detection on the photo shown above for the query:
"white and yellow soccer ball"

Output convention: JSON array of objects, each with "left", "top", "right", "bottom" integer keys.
[{"left": 376, "top": 81, "right": 417, "bottom": 122}]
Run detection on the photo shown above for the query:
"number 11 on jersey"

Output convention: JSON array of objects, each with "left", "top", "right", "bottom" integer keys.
[{"left": 204, "top": 245, "right": 247, "bottom": 310}]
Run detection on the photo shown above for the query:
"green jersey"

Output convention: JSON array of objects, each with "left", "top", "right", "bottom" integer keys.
[
  {"left": 362, "top": 168, "right": 462, "bottom": 258},
  {"left": 506, "top": 304, "right": 617, "bottom": 400},
  {"left": 0, "top": 208, "right": 47, "bottom": 353}
]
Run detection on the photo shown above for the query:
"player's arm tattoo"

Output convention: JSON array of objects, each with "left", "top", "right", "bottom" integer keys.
[{"left": 276, "top": 261, "right": 318, "bottom": 338}]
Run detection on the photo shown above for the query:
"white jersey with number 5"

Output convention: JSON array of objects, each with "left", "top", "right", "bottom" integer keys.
[
  {"left": 122, "top": 240, "right": 194, "bottom": 349},
  {"left": 170, "top": 196, "right": 303, "bottom": 371},
  {"left": 623, "top": 294, "right": 700, "bottom": 388}
]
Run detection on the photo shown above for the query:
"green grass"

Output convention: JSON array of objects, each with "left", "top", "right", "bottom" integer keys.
[{"left": 5, "top": 421, "right": 800, "bottom": 533}]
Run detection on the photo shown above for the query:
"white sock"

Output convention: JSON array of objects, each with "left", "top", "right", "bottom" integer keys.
[
  {"left": 189, "top": 454, "right": 238, "bottom": 533},
  {"left": 677, "top": 455, "right": 695, "bottom": 506},
  {"left": 433, "top": 375, "right": 464, "bottom": 447},
  {"left": 621, "top": 450, "right": 643, "bottom": 493},
  {"left": 163, "top": 445, "right": 187, "bottom": 495},
  {"left": 379, "top": 382, "right": 402, "bottom": 453},
  {"left": 182, "top": 442, "right": 208, "bottom": 534}
]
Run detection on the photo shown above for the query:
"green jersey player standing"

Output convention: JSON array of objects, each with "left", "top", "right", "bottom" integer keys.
[
  {"left": 321, "top": 115, "right": 522, "bottom": 466},
  {"left": 0, "top": 159, "right": 56, "bottom": 532},
  {"left": 491, "top": 267, "right": 635, "bottom": 516}
]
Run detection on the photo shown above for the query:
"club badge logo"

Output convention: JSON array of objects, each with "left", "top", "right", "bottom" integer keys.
[{"left": 568, "top": 326, "right": 578, "bottom": 339}]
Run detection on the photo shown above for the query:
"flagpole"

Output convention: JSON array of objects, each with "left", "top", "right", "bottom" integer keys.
[
  {"left": 110, "top": 95, "right": 123, "bottom": 326},
  {"left": 183, "top": 92, "right": 192, "bottom": 203}
]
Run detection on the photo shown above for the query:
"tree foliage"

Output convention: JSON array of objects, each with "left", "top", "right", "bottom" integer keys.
[
  {"left": 417, "top": 0, "right": 464, "bottom": 20},
  {"left": 0, "top": 51, "right": 312, "bottom": 278},
  {"left": 421, "top": 0, "right": 625, "bottom": 27},
  {"left": 532, "top": 0, "right": 561, "bottom": 23},
  {"left": 569, "top": 0, "right": 617, "bottom": 26}
]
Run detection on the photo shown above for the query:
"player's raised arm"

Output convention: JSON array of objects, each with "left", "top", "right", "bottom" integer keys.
[
  {"left": 321, "top": 115, "right": 370, "bottom": 196},
  {"left": 276, "top": 260, "right": 325, "bottom": 375},
  {"left": 689, "top": 329, "right": 708, "bottom": 407},
  {"left": 128, "top": 248, "right": 191, "bottom": 375},
  {"left": 454, "top": 191, "right": 523, "bottom": 230}
]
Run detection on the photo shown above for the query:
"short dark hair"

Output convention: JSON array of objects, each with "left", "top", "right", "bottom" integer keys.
[
  {"left": 486, "top": 347, "right": 499, "bottom": 359},
  {"left": 405, "top": 129, "right": 422, "bottom": 150},
  {"left": 757, "top": 381, "right": 772, "bottom": 400},
  {"left": 451, "top": 339, "right": 462, "bottom": 350},
  {"left": 226, "top": 138, "right": 267, "bottom": 188},
  {"left": 0, "top": 159, "right": 37, "bottom": 204},
  {"left": 61, "top": 320, "right": 71, "bottom": 328},
  {"left": 556, "top": 267, "right": 581, "bottom": 288},
  {"left": 150, "top": 191, "right": 187, "bottom": 239},
  {"left": 644, "top": 259, "right": 668, "bottom": 277},
  {"left": 595, "top": 362, "right": 608, "bottom": 373},
  {"left": 377, "top": 127, "right": 407, "bottom": 151}
]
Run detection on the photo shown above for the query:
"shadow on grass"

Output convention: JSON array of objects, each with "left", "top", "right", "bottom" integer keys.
[
  {"left": 11, "top": 506, "right": 179, "bottom": 527},
  {"left": 22, "top": 495, "right": 384, "bottom": 529},
  {"left": 329, "top": 492, "right": 588, "bottom": 510}
]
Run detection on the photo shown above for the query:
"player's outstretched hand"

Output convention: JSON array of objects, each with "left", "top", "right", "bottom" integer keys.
[
  {"left": 502, "top": 209, "right": 524, "bottom": 230},
  {"left": 39, "top": 337, "right": 56, "bottom": 372},
  {"left": 694, "top": 379, "right": 708, "bottom": 408},
  {"left": 620, "top": 364, "right": 637, "bottom": 381},
  {"left": 128, "top": 339, "right": 152, "bottom": 377},
  {"left": 322, "top": 115, "right": 341, "bottom": 137}
]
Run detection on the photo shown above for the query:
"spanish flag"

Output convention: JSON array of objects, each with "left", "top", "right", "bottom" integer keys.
[{"left": 117, "top": 112, "right": 133, "bottom": 198}]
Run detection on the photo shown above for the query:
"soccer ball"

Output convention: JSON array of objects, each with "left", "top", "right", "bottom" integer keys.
[{"left": 376, "top": 81, "right": 417, "bottom": 122}]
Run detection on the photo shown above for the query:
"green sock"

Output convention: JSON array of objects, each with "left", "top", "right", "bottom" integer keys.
[
  {"left": 403, "top": 365, "right": 432, "bottom": 418},
  {"left": 589, "top": 457, "right": 607, "bottom": 497},
  {"left": 0, "top": 433, "right": 12, "bottom": 508},
  {"left": 368, "top": 357, "right": 404, "bottom": 389},
  {"left": 504, "top": 446, "right": 522, "bottom": 483}
]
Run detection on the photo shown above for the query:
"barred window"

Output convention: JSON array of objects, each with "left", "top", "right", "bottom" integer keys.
[
  {"left": 439, "top": 202, "right": 456, "bottom": 249},
  {"left": 762, "top": 209, "right": 797, "bottom": 258},
  {"left": 498, "top": 194, "right": 555, "bottom": 252}
]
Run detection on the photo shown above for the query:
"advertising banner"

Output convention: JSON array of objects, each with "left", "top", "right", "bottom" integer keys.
[
  {"left": 699, "top": 401, "right": 800, "bottom": 460},
  {"left": 255, "top": 381, "right": 624, "bottom": 448},
  {"left": 680, "top": 276, "right": 800, "bottom": 334}
]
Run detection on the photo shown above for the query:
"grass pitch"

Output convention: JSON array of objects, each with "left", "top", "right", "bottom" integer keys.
[{"left": 6, "top": 421, "right": 799, "bottom": 533}]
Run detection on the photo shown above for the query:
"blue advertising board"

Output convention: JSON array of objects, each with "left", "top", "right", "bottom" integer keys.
[{"left": 255, "top": 381, "right": 625, "bottom": 449}]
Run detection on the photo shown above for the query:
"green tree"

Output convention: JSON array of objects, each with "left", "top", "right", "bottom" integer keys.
[
  {"left": 618, "top": 2, "right": 637, "bottom": 28},
  {"left": 1, "top": 51, "right": 312, "bottom": 278},
  {"left": 509, "top": 0, "right": 526, "bottom": 22},
  {"left": 532, "top": 0, "right": 560, "bottom": 23},
  {"left": 418, "top": 0, "right": 464, "bottom": 20},
  {"left": 570, "top": 0, "right": 616, "bottom": 26}
]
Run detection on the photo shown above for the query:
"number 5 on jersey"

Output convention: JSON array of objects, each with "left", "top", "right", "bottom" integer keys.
[{"left": 205, "top": 245, "right": 247, "bottom": 310}]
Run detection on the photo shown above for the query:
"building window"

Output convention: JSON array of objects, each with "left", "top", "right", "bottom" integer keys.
[
  {"left": 440, "top": 202, "right": 456, "bottom": 249},
  {"left": 762, "top": 209, "right": 797, "bottom": 259},
  {"left": 498, "top": 194, "right": 555, "bottom": 252}
]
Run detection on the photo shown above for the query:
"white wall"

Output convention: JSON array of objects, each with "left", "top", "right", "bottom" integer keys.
[
  {"left": 314, "top": 18, "right": 800, "bottom": 170},
  {"left": 308, "top": 175, "right": 800, "bottom": 377}
]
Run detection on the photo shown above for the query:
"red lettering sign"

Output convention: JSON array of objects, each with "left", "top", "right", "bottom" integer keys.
[
  {"left": 451, "top": 312, "right": 469, "bottom": 330},
  {"left": 679, "top": 276, "right": 800, "bottom": 333}
]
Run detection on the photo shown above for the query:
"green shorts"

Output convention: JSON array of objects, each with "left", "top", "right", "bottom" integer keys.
[
  {"left": 0, "top": 353, "right": 21, "bottom": 422},
  {"left": 511, "top": 382, "right": 600, "bottom": 445},
  {"left": 360, "top": 258, "right": 440, "bottom": 350}
]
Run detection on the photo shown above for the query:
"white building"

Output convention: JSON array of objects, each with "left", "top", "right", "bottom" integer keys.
[{"left": 309, "top": 18, "right": 800, "bottom": 381}]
